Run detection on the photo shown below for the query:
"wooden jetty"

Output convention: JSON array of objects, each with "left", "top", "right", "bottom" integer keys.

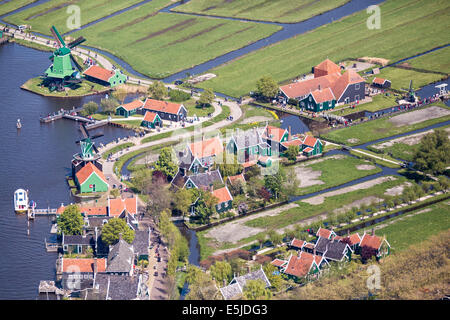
[
  {"left": 45, "top": 237, "right": 60, "bottom": 252},
  {"left": 40, "top": 107, "right": 109, "bottom": 130}
]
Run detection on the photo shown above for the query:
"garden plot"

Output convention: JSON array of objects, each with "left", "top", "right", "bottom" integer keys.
[
  {"left": 384, "top": 182, "right": 413, "bottom": 196},
  {"left": 333, "top": 196, "right": 383, "bottom": 214},
  {"left": 302, "top": 176, "right": 397, "bottom": 205},
  {"left": 356, "top": 164, "right": 377, "bottom": 170},
  {"left": 388, "top": 106, "right": 450, "bottom": 127},
  {"left": 295, "top": 166, "right": 324, "bottom": 188}
]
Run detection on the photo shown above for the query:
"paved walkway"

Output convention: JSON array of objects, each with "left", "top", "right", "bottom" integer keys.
[{"left": 351, "top": 149, "right": 402, "bottom": 166}]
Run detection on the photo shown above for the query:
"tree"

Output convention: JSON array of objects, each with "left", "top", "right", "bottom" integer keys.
[
  {"left": 131, "top": 168, "right": 152, "bottom": 193},
  {"left": 243, "top": 279, "right": 272, "bottom": 300},
  {"left": 80, "top": 101, "right": 98, "bottom": 116},
  {"left": 229, "top": 258, "right": 246, "bottom": 276},
  {"left": 286, "top": 145, "right": 299, "bottom": 161},
  {"left": 144, "top": 176, "right": 172, "bottom": 221},
  {"left": 214, "top": 155, "right": 243, "bottom": 178},
  {"left": 244, "top": 165, "right": 261, "bottom": 181},
  {"left": 210, "top": 261, "right": 232, "bottom": 285},
  {"left": 58, "top": 205, "right": 84, "bottom": 235},
  {"left": 263, "top": 263, "right": 284, "bottom": 292},
  {"left": 112, "top": 86, "right": 128, "bottom": 104},
  {"left": 268, "top": 230, "right": 283, "bottom": 246},
  {"left": 413, "top": 129, "right": 450, "bottom": 175},
  {"left": 154, "top": 147, "right": 177, "bottom": 180},
  {"left": 185, "top": 267, "right": 220, "bottom": 300},
  {"left": 101, "top": 217, "right": 135, "bottom": 246},
  {"left": 100, "top": 97, "right": 119, "bottom": 115},
  {"left": 148, "top": 81, "right": 168, "bottom": 100},
  {"left": 229, "top": 180, "right": 245, "bottom": 196},
  {"left": 173, "top": 188, "right": 194, "bottom": 217},
  {"left": 438, "top": 176, "right": 449, "bottom": 193},
  {"left": 110, "top": 188, "right": 120, "bottom": 198},
  {"left": 257, "top": 187, "right": 271, "bottom": 204},
  {"left": 256, "top": 233, "right": 267, "bottom": 249},
  {"left": 193, "top": 189, "right": 218, "bottom": 224},
  {"left": 264, "top": 173, "right": 283, "bottom": 200},
  {"left": 256, "top": 76, "right": 278, "bottom": 101},
  {"left": 283, "top": 167, "right": 299, "bottom": 197},
  {"left": 198, "top": 88, "right": 215, "bottom": 107}
]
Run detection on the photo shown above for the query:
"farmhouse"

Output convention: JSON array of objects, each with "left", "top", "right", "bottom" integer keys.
[
  {"left": 316, "top": 227, "right": 336, "bottom": 240},
  {"left": 212, "top": 186, "right": 233, "bottom": 213},
  {"left": 372, "top": 77, "right": 391, "bottom": 89},
  {"left": 298, "top": 87, "right": 336, "bottom": 112},
  {"left": 83, "top": 65, "right": 127, "bottom": 87},
  {"left": 220, "top": 267, "right": 270, "bottom": 300},
  {"left": 115, "top": 99, "right": 144, "bottom": 118},
  {"left": 188, "top": 137, "right": 224, "bottom": 172},
  {"left": 281, "top": 252, "right": 326, "bottom": 281},
  {"left": 301, "top": 136, "right": 323, "bottom": 156},
  {"left": 313, "top": 58, "right": 342, "bottom": 78},
  {"left": 143, "top": 98, "right": 187, "bottom": 122},
  {"left": 85, "top": 273, "right": 148, "bottom": 300},
  {"left": 57, "top": 257, "right": 107, "bottom": 290},
  {"left": 261, "top": 125, "right": 289, "bottom": 153},
  {"left": 226, "top": 128, "right": 271, "bottom": 163},
  {"left": 106, "top": 237, "right": 135, "bottom": 276},
  {"left": 314, "top": 237, "right": 353, "bottom": 262},
  {"left": 182, "top": 169, "right": 224, "bottom": 190},
  {"left": 62, "top": 233, "right": 97, "bottom": 255},
  {"left": 74, "top": 162, "right": 108, "bottom": 194},
  {"left": 141, "top": 111, "right": 162, "bottom": 129},
  {"left": 108, "top": 197, "right": 138, "bottom": 218},
  {"left": 360, "top": 232, "right": 391, "bottom": 259}
]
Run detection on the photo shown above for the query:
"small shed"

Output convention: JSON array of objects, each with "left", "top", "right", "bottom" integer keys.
[
  {"left": 372, "top": 77, "right": 391, "bottom": 89},
  {"left": 116, "top": 99, "right": 144, "bottom": 118},
  {"left": 141, "top": 111, "right": 162, "bottom": 128}
]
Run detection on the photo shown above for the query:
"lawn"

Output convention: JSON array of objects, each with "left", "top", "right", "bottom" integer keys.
[
  {"left": 219, "top": 104, "right": 276, "bottom": 134},
  {"left": 293, "top": 155, "right": 382, "bottom": 195},
  {"left": 4, "top": 0, "right": 146, "bottom": 35},
  {"left": 331, "top": 94, "right": 399, "bottom": 116},
  {"left": 69, "top": 1, "right": 281, "bottom": 78},
  {"left": 198, "top": 0, "right": 450, "bottom": 97},
  {"left": 101, "top": 142, "right": 135, "bottom": 159},
  {"left": 360, "top": 201, "right": 450, "bottom": 252},
  {"left": 184, "top": 98, "right": 214, "bottom": 117},
  {"left": 0, "top": 0, "right": 36, "bottom": 16},
  {"left": 350, "top": 149, "right": 401, "bottom": 168},
  {"left": 21, "top": 76, "right": 108, "bottom": 97},
  {"left": 174, "top": 0, "right": 351, "bottom": 23},
  {"left": 322, "top": 104, "right": 450, "bottom": 146}
]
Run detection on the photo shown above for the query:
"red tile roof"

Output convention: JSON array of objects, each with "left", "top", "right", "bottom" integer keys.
[
  {"left": 143, "top": 111, "right": 159, "bottom": 123},
  {"left": 61, "top": 258, "right": 107, "bottom": 273},
  {"left": 372, "top": 77, "right": 387, "bottom": 85},
  {"left": 108, "top": 197, "right": 137, "bottom": 217},
  {"left": 303, "top": 147, "right": 314, "bottom": 153},
  {"left": 189, "top": 137, "right": 223, "bottom": 159},
  {"left": 242, "top": 160, "right": 258, "bottom": 168},
  {"left": 290, "top": 238, "right": 305, "bottom": 249},
  {"left": 303, "top": 135, "right": 319, "bottom": 148},
  {"left": 75, "top": 163, "right": 107, "bottom": 185},
  {"left": 83, "top": 65, "right": 115, "bottom": 82},
  {"left": 332, "top": 70, "right": 365, "bottom": 101},
  {"left": 360, "top": 233, "right": 383, "bottom": 250},
  {"left": 262, "top": 125, "right": 288, "bottom": 143},
  {"left": 304, "top": 242, "right": 315, "bottom": 250},
  {"left": 283, "top": 252, "right": 316, "bottom": 278},
  {"left": 316, "top": 227, "right": 334, "bottom": 239},
  {"left": 80, "top": 206, "right": 107, "bottom": 216},
  {"left": 281, "top": 139, "right": 303, "bottom": 148},
  {"left": 280, "top": 73, "right": 340, "bottom": 99},
  {"left": 347, "top": 233, "right": 362, "bottom": 246},
  {"left": 227, "top": 173, "right": 245, "bottom": 184},
  {"left": 143, "top": 98, "right": 183, "bottom": 115},
  {"left": 212, "top": 186, "right": 233, "bottom": 204},
  {"left": 314, "top": 59, "right": 341, "bottom": 78},
  {"left": 271, "top": 259, "right": 287, "bottom": 268},
  {"left": 311, "top": 87, "right": 335, "bottom": 103},
  {"left": 121, "top": 99, "right": 143, "bottom": 111}
]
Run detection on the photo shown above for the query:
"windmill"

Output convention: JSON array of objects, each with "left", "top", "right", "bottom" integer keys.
[
  {"left": 401, "top": 80, "right": 416, "bottom": 103},
  {"left": 44, "top": 26, "right": 86, "bottom": 91},
  {"left": 72, "top": 123, "right": 104, "bottom": 177}
]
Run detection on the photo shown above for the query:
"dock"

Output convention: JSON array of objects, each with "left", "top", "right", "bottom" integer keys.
[{"left": 39, "top": 107, "right": 109, "bottom": 130}]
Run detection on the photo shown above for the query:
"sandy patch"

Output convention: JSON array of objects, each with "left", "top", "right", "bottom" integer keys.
[
  {"left": 302, "top": 176, "right": 396, "bottom": 205},
  {"left": 384, "top": 182, "right": 412, "bottom": 196},
  {"left": 388, "top": 106, "right": 450, "bottom": 127},
  {"left": 360, "top": 57, "right": 390, "bottom": 66},
  {"left": 372, "top": 127, "right": 450, "bottom": 150},
  {"left": 356, "top": 164, "right": 377, "bottom": 170},
  {"left": 295, "top": 167, "right": 324, "bottom": 188},
  {"left": 347, "top": 138, "right": 359, "bottom": 144},
  {"left": 300, "top": 154, "right": 345, "bottom": 166},
  {"left": 240, "top": 116, "right": 273, "bottom": 124},
  {"left": 333, "top": 196, "right": 382, "bottom": 214},
  {"left": 206, "top": 203, "right": 299, "bottom": 244}
]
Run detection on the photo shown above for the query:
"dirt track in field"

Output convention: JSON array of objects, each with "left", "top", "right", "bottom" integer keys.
[
  {"left": 164, "top": 23, "right": 227, "bottom": 47},
  {"left": 133, "top": 18, "right": 198, "bottom": 44},
  {"left": 388, "top": 106, "right": 450, "bottom": 127}
]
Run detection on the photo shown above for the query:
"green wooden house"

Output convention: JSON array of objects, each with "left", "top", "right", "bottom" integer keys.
[
  {"left": 261, "top": 125, "right": 290, "bottom": 153},
  {"left": 83, "top": 65, "right": 127, "bottom": 88},
  {"left": 299, "top": 88, "right": 336, "bottom": 112},
  {"left": 141, "top": 111, "right": 162, "bottom": 129},
  {"left": 212, "top": 186, "right": 233, "bottom": 213},
  {"left": 75, "top": 163, "right": 108, "bottom": 194},
  {"left": 226, "top": 129, "right": 271, "bottom": 163},
  {"left": 115, "top": 99, "right": 144, "bottom": 118},
  {"left": 301, "top": 136, "right": 323, "bottom": 156}
]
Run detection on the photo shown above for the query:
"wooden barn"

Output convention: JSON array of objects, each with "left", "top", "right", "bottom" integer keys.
[
  {"left": 141, "top": 111, "right": 162, "bottom": 129},
  {"left": 83, "top": 65, "right": 127, "bottom": 87},
  {"left": 372, "top": 77, "right": 391, "bottom": 89},
  {"left": 115, "top": 99, "right": 143, "bottom": 118}
]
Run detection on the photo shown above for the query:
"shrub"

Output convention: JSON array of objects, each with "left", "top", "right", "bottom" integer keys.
[{"left": 169, "top": 89, "right": 191, "bottom": 102}]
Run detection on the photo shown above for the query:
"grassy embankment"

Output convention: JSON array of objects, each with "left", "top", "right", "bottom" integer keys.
[
  {"left": 198, "top": 0, "right": 450, "bottom": 97},
  {"left": 68, "top": 0, "right": 281, "bottom": 79},
  {"left": 174, "top": 0, "right": 351, "bottom": 23},
  {"left": 101, "top": 142, "right": 135, "bottom": 159},
  {"left": 0, "top": 0, "right": 36, "bottom": 16}
]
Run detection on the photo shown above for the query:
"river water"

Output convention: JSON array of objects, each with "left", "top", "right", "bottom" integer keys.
[{"left": 0, "top": 43, "right": 134, "bottom": 299}]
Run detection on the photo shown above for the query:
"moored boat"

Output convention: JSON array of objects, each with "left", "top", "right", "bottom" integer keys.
[
  {"left": 14, "top": 189, "right": 28, "bottom": 213},
  {"left": 16, "top": 119, "right": 22, "bottom": 129}
]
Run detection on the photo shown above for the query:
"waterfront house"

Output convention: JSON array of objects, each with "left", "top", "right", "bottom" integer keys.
[
  {"left": 331, "top": 70, "right": 366, "bottom": 104},
  {"left": 141, "top": 111, "right": 162, "bottom": 129},
  {"left": 298, "top": 87, "right": 336, "bottom": 112},
  {"left": 142, "top": 98, "right": 187, "bottom": 122},
  {"left": 314, "top": 237, "right": 353, "bottom": 262},
  {"left": 106, "top": 237, "right": 135, "bottom": 276},
  {"left": 57, "top": 257, "right": 106, "bottom": 291},
  {"left": 83, "top": 65, "right": 127, "bottom": 88},
  {"left": 261, "top": 125, "right": 289, "bottom": 153},
  {"left": 220, "top": 267, "right": 271, "bottom": 300},
  {"left": 360, "top": 232, "right": 390, "bottom": 259},
  {"left": 280, "top": 73, "right": 341, "bottom": 102},
  {"left": 372, "top": 77, "right": 391, "bottom": 89},
  {"left": 115, "top": 99, "right": 144, "bottom": 118},
  {"left": 341, "top": 233, "right": 362, "bottom": 253},
  {"left": 226, "top": 128, "right": 271, "bottom": 163},
  {"left": 301, "top": 136, "right": 323, "bottom": 157},
  {"left": 108, "top": 197, "right": 138, "bottom": 218},
  {"left": 212, "top": 186, "right": 233, "bottom": 213},
  {"left": 85, "top": 273, "right": 148, "bottom": 300},
  {"left": 62, "top": 233, "right": 97, "bottom": 255},
  {"left": 74, "top": 162, "right": 108, "bottom": 194},
  {"left": 132, "top": 228, "right": 151, "bottom": 261}
]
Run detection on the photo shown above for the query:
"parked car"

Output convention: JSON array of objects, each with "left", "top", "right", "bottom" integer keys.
[{"left": 174, "top": 80, "right": 183, "bottom": 85}]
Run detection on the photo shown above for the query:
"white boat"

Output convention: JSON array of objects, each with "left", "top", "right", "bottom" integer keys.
[
  {"left": 14, "top": 189, "right": 28, "bottom": 213},
  {"left": 16, "top": 119, "right": 22, "bottom": 129}
]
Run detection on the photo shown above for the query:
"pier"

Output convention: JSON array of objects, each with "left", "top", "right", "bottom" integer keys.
[{"left": 39, "top": 107, "right": 109, "bottom": 130}]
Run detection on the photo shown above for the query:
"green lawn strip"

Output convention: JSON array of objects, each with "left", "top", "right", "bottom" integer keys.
[
  {"left": 330, "top": 94, "right": 399, "bottom": 116},
  {"left": 174, "top": 0, "right": 351, "bottom": 24},
  {"left": 350, "top": 149, "right": 401, "bottom": 168},
  {"left": 366, "top": 124, "right": 450, "bottom": 162},
  {"left": 21, "top": 76, "right": 108, "bottom": 97},
  {"left": 322, "top": 104, "right": 450, "bottom": 146},
  {"left": 197, "top": 0, "right": 450, "bottom": 97},
  {"left": 407, "top": 45, "right": 450, "bottom": 74},
  {"left": 293, "top": 155, "right": 382, "bottom": 195},
  {"left": 357, "top": 199, "right": 450, "bottom": 252},
  {"left": 184, "top": 98, "right": 214, "bottom": 117},
  {"left": 69, "top": 4, "right": 281, "bottom": 79},
  {"left": 101, "top": 142, "right": 135, "bottom": 159},
  {"left": 4, "top": 0, "right": 146, "bottom": 35},
  {"left": 0, "top": 0, "right": 37, "bottom": 16}
]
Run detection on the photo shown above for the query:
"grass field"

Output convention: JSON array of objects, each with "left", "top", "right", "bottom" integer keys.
[
  {"left": 0, "top": 0, "right": 37, "bottom": 16},
  {"left": 322, "top": 104, "right": 450, "bottom": 146},
  {"left": 360, "top": 201, "right": 450, "bottom": 252},
  {"left": 331, "top": 94, "right": 399, "bottom": 116},
  {"left": 293, "top": 155, "right": 382, "bottom": 195},
  {"left": 4, "top": 0, "right": 145, "bottom": 35},
  {"left": 184, "top": 98, "right": 214, "bottom": 117},
  {"left": 69, "top": 1, "right": 281, "bottom": 78},
  {"left": 350, "top": 149, "right": 401, "bottom": 168},
  {"left": 22, "top": 76, "right": 108, "bottom": 97},
  {"left": 198, "top": 0, "right": 450, "bottom": 97},
  {"left": 174, "top": 0, "right": 351, "bottom": 23}
]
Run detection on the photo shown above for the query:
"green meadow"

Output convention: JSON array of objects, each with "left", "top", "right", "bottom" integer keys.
[
  {"left": 198, "top": 0, "right": 450, "bottom": 97},
  {"left": 174, "top": 0, "right": 351, "bottom": 23},
  {"left": 0, "top": 0, "right": 36, "bottom": 16}
]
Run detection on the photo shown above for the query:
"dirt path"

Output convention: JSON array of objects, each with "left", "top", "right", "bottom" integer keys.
[
  {"left": 352, "top": 149, "right": 401, "bottom": 166},
  {"left": 388, "top": 106, "right": 450, "bottom": 127}
]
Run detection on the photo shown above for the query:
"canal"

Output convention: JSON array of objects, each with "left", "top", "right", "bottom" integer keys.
[{"left": 0, "top": 42, "right": 134, "bottom": 299}]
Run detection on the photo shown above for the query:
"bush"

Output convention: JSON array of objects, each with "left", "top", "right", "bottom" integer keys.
[{"left": 169, "top": 89, "right": 191, "bottom": 102}]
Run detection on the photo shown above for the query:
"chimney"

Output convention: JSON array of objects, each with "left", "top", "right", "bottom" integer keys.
[
  {"left": 247, "top": 265, "right": 251, "bottom": 274},
  {"left": 371, "top": 228, "right": 375, "bottom": 236},
  {"left": 93, "top": 258, "right": 98, "bottom": 275},
  {"left": 313, "top": 247, "right": 316, "bottom": 256},
  {"left": 119, "top": 233, "right": 123, "bottom": 241},
  {"left": 288, "top": 126, "right": 291, "bottom": 141},
  {"left": 347, "top": 229, "right": 350, "bottom": 237},
  {"left": 223, "top": 279, "right": 226, "bottom": 287},
  {"left": 318, "top": 84, "right": 321, "bottom": 91}
]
